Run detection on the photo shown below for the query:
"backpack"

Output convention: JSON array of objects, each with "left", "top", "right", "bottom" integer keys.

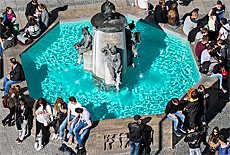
[
  {"left": 199, "top": 61, "right": 211, "bottom": 74},
  {"left": 2, "top": 95, "right": 9, "bottom": 108}
]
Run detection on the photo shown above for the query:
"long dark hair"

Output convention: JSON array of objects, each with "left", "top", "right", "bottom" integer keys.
[
  {"left": 35, "top": 98, "right": 47, "bottom": 110},
  {"left": 211, "top": 126, "right": 220, "bottom": 144}
]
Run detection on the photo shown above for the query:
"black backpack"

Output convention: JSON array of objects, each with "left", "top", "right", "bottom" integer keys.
[{"left": 199, "top": 61, "right": 211, "bottom": 74}]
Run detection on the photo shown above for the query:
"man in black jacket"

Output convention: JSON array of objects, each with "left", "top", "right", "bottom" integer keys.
[
  {"left": 1, "top": 58, "right": 25, "bottom": 97},
  {"left": 184, "top": 123, "right": 206, "bottom": 155},
  {"left": 25, "top": 0, "right": 38, "bottom": 24},
  {"left": 128, "top": 115, "right": 144, "bottom": 155}
]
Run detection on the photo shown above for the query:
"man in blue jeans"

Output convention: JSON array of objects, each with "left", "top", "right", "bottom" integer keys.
[
  {"left": 57, "top": 96, "right": 82, "bottom": 141},
  {"left": 1, "top": 58, "right": 24, "bottom": 98},
  {"left": 73, "top": 107, "right": 92, "bottom": 151},
  {"left": 128, "top": 115, "right": 144, "bottom": 155},
  {"left": 165, "top": 98, "right": 186, "bottom": 137}
]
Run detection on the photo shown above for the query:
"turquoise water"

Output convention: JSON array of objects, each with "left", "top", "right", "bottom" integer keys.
[{"left": 20, "top": 18, "right": 200, "bottom": 121}]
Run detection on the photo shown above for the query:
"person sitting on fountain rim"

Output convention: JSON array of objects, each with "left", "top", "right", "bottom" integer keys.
[
  {"left": 57, "top": 96, "right": 82, "bottom": 142},
  {"left": 73, "top": 107, "right": 93, "bottom": 151},
  {"left": 165, "top": 98, "right": 186, "bottom": 137},
  {"left": 74, "top": 26, "right": 92, "bottom": 65},
  {"left": 1, "top": 58, "right": 25, "bottom": 98}
]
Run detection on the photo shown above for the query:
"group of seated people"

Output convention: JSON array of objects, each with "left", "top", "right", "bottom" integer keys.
[
  {"left": 183, "top": 0, "right": 228, "bottom": 44},
  {"left": 135, "top": 0, "right": 181, "bottom": 27},
  {"left": 0, "top": 0, "right": 50, "bottom": 56},
  {"left": 165, "top": 86, "right": 230, "bottom": 154},
  {"left": 34, "top": 96, "right": 93, "bottom": 152},
  {"left": 165, "top": 85, "right": 209, "bottom": 137}
]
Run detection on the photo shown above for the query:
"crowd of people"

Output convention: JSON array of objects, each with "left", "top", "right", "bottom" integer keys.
[
  {"left": 1, "top": 65, "right": 92, "bottom": 153},
  {"left": 0, "top": 0, "right": 51, "bottom": 57}
]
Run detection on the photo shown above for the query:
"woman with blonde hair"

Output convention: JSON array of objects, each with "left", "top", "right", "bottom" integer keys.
[{"left": 51, "top": 97, "right": 67, "bottom": 140}]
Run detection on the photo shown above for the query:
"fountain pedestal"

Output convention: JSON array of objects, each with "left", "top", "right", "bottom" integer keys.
[{"left": 92, "top": 29, "right": 127, "bottom": 85}]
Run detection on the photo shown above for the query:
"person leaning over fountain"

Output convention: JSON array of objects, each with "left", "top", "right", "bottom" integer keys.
[
  {"left": 165, "top": 98, "right": 186, "bottom": 137},
  {"left": 1, "top": 58, "right": 25, "bottom": 98},
  {"left": 73, "top": 107, "right": 93, "bottom": 152},
  {"left": 57, "top": 96, "right": 82, "bottom": 142}
]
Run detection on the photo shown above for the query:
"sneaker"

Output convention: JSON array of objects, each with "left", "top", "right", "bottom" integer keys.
[
  {"left": 34, "top": 141, "right": 38, "bottom": 149},
  {"left": 36, "top": 144, "right": 43, "bottom": 151},
  {"left": 75, "top": 144, "right": 79, "bottom": 151},
  {"left": 15, "top": 138, "right": 19, "bottom": 143},
  {"left": 51, "top": 133, "right": 57, "bottom": 140},
  {"left": 2, "top": 120, "right": 6, "bottom": 126},
  {"left": 57, "top": 137, "right": 63, "bottom": 141},
  {"left": 63, "top": 138, "right": 69, "bottom": 143},
  {"left": 1, "top": 88, "right": 5, "bottom": 91},
  {"left": 174, "top": 130, "right": 181, "bottom": 137},
  {"left": 222, "top": 88, "right": 227, "bottom": 93},
  {"left": 179, "top": 128, "right": 186, "bottom": 134},
  {"left": 18, "top": 140, "right": 23, "bottom": 144},
  {"left": 79, "top": 145, "right": 83, "bottom": 150},
  {"left": 190, "top": 42, "right": 195, "bottom": 44}
]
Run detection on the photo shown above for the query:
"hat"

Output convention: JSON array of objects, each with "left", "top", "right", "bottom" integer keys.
[{"left": 134, "top": 115, "right": 141, "bottom": 121}]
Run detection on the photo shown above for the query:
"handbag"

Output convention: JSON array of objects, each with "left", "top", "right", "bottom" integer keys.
[
  {"left": 42, "top": 114, "right": 53, "bottom": 127},
  {"left": 2, "top": 95, "right": 9, "bottom": 108}
]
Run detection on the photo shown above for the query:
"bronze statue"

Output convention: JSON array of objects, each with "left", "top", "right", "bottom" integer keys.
[
  {"left": 74, "top": 26, "right": 92, "bottom": 65},
  {"left": 126, "top": 21, "right": 140, "bottom": 68}
]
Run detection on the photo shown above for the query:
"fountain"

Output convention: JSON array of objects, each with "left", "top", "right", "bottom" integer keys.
[{"left": 74, "top": 0, "right": 140, "bottom": 92}]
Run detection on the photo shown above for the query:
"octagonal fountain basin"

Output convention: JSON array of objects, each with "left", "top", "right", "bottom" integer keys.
[{"left": 20, "top": 17, "right": 200, "bottom": 121}]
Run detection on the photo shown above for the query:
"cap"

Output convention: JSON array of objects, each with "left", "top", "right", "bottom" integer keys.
[{"left": 134, "top": 115, "right": 141, "bottom": 121}]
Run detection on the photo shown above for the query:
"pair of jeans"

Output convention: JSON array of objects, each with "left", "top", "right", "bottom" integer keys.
[
  {"left": 189, "top": 148, "right": 201, "bottom": 155},
  {"left": 206, "top": 74, "right": 222, "bottom": 89},
  {"left": 130, "top": 141, "right": 140, "bottom": 155},
  {"left": 18, "top": 119, "right": 28, "bottom": 140},
  {"left": 3, "top": 73, "right": 21, "bottom": 95},
  {"left": 0, "top": 44, "right": 2, "bottom": 56},
  {"left": 59, "top": 114, "right": 78, "bottom": 138},
  {"left": 167, "top": 111, "right": 185, "bottom": 131},
  {"left": 73, "top": 120, "right": 90, "bottom": 146},
  {"left": 52, "top": 117, "right": 65, "bottom": 134}
]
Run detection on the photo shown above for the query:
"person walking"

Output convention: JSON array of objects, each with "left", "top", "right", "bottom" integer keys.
[
  {"left": 128, "top": 115, "right": 144, "bottom": 155},
  {"left": 15, "top": 97, "right": 29, "bottom": 144}
]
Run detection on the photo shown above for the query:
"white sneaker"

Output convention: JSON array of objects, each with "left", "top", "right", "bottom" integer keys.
[
  {"left": 36, "top": 144, "right": 43, "bottom": 151},
  {"left": 51, "top": 133, "right": 57, "bottom": 140},
  {"left": 34, "top": 141, "right": 38, "bottom": 149}
]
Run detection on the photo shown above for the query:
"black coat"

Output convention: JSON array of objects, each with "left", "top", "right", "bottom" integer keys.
[
  {"left": 10, "top": 62, "right": 25, "bottom": 81},
  {"left": 154, "top": 5, "right": 168, "bottom": 23},
  {"left": 25, "top": 1, "right": 38, "bottom": 16},
  {"left": 128, "top": 122, "right": 144, "bottom": 143}
]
